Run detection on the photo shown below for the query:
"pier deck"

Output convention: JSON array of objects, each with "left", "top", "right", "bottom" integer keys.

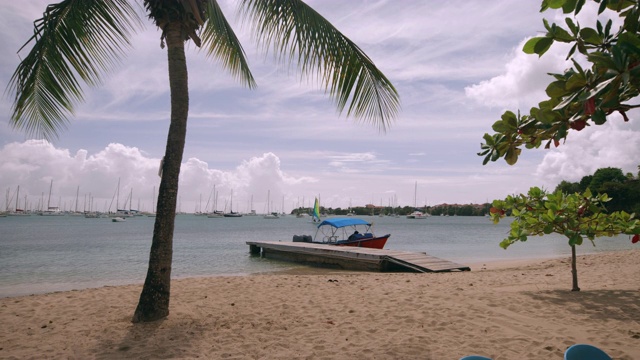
[{"left": 247, "top": 241, "right": 470, "bottom": 273}]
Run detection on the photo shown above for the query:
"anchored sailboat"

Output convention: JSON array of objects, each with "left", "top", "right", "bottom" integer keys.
[
  {"left": 407, "top": 181, "right": 428, "bottom": 219},
  {"left": 223, "top": 189, "right": 242, "bottom": 217},
  {"left": 264, "top": 190, "right": 279, "bottom": 219}
]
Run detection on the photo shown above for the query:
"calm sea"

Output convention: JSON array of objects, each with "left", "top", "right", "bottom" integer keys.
[{"left": 0, "top": 214, "right": 634, "bottom": 298}]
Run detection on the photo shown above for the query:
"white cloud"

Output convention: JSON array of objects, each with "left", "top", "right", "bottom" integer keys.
[
  {"left": 465, "top": 39, "right": 571, "bottom": 110},
  {"left": 535, "top": 113, "right": 640, "bottom": 184},
  {"left": 0, "top": 142, "right": 317, "bottom": 213}
]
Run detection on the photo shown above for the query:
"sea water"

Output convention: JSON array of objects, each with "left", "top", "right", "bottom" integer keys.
[{"left": 0, "top": 214, "right": 634, "bottom": 297}]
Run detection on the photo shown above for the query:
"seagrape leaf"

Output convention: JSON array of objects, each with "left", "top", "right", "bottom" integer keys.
[
  {"left": 565, "top": 11, "right": 578, "bottom": 28},
  {"left": 591, "top": 108, "right": 607, "bottom": 125},
  {"left": 505, "top": 146, "right": 521, "bottom": 165},
  {"left": 552, "top": 26, "right": 574, "bottom": 42},
  {"left": 580, "top": 27, "right": 602, "bottom": 44},
  {"left": 523, "top": 37, "right": 554, "bottom": 56},
  {"left": 565, "top": 73, "right": 587, "bottom": 91},
  {"left": 553, "top": 92, "right": 579, "bottom": 111},
  {"left": 546, "top": 80, "right": 569, "bottom": 97},
  {"left": 492, "top": 120, "right": 509, "bottom": 133},
  {"left": 501, "top": 111, "right": 518, "bottom": 130},
  {"left": 545, "top": 0, "right": 567, "bottom": 9}
]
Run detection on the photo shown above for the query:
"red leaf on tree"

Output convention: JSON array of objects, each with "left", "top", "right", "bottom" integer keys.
[
  {"left": 570, "top": 119, "right": 586, "bottom": 131},
  {"left": 584, "top": 97, "right": 596, "bottom": 115}
]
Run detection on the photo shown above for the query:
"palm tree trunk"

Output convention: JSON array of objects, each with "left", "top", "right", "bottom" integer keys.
[
  {"left": 132, "top": 21, "right": 189, "bottom": 323},
  {"left": 570, "top": 244, "right": 580, "bottom": 292}
]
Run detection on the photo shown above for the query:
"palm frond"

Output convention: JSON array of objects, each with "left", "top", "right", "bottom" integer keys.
[
  {"left": 200, "top": 0, "right": 256, "bottom": 89},
  {"left": 7, "top": 0, "right": 141, "bottom": 139},
  {"left": 239, "top": 0, "right": 399, "bottom": 131}
]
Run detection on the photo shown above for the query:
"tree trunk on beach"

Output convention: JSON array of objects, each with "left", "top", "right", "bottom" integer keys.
[
  {"left": 570, "top": 244, "right": 580, "bottom": 292},
  {"left": 132, "top": 21, "right": 189, "bottom": 322}
]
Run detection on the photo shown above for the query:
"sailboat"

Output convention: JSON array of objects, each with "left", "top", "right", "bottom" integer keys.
[
  {"left": 40, "top": 180, "right": 64, "bottom": 216},
  {"left": 8, "top": 186, "right": 31, "bottom": 216},
  {"left": 407, "top": 181, "right": 428, "bottom": 219},
  {"left": 207, "top": 185, "right": 223, "bottom": 218},
  {"left": 223, "top": 189, "right": 242, "bottom": 217},
  {"left": 346, "top": 198, "right": 355, "bottom": 216},
  {"left": 113, "top": 185, "right": 137, "bottom": 217},
  {"left": 263, "top": 190, "right": 279, "bottom": 219},
  {"left": 311, "top": 197, "right": 321, "bottom": 223},
  {"left": 68, "top": 186, "right": 83, "bottom": 216}
]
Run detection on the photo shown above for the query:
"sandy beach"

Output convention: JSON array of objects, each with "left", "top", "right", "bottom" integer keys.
[{"left": 1, "top": 249, "right": 639, "bottom": 360}]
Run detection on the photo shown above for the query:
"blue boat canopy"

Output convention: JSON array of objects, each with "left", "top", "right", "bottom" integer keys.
[{"left": 317, "top": 217, "right": 371, "bottom": 229}]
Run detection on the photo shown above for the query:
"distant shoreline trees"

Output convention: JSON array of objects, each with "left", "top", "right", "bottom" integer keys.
[{"left": 554, "top": 166, "right": 640, "bottom": 214}]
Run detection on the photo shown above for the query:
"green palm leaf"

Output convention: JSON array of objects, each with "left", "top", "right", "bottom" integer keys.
[
  {"left": 200, "top": 0, "right": 256, "bottom": 89},
  {"left": 240, "top": 0, "right": 399, "bottom": 131},
  {"left": 7, "top": 0, "right": 141, "bottom": 139}
]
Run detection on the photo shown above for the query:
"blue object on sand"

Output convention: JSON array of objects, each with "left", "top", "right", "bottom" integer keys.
[
  {"left": 459, "top": 356, "right": 492, "bottom": 360},
  {"left": 564, "top": 344, "right": 612, "bottom": 360}
]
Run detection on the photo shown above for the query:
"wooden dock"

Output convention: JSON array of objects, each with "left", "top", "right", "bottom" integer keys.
[{"left": 247, "top": 241, "right": 470, "bottom": 273}]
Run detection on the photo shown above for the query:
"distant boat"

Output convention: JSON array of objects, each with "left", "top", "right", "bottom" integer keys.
[
  {"left": 263, "top": 190, "right": 279, "bottom": 219},
  {"left": 407, "top": 181, "right": 429, "bottom": 219},
  {"left": 311, "top": 197, "right": 321, "bottom": 223},
  {"left": 223, "top": 189, "right": 243, "bottom": 217},
  {"left": 223, "top": 212, "right": 243, "bottom": 218},
  {"left": 112, "top": 217, "right": 126, "bottom": 222},
  {"left": 8, "top": 186, "right": 31, "bottom": 216},
  {"left": 207, "top": 185, "right": 223, "bottom": 218},
  {"left": 39, "top": 180, "right": 65, "bottom": 216},
  {"left": 207, "top": 211, "right": 224, "bottom": 218},
  {"left": 406, "top": 210, "right": 428, "bottom": 219}
]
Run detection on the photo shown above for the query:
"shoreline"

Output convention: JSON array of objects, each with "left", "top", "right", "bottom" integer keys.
[
  {"left": 0, "top": 252, "right": 568, "bottom": 299},
  {"left": 1, "top": 249, "right": 639, "bottom": 359}
]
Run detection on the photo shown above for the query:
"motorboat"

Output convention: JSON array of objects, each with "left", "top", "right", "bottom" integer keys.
[
  {"left": 406, "top": 210, "right": 428, "bottom": 219},
  {"left": 294, "top": 217, "right": 390, "bottom": 249}
]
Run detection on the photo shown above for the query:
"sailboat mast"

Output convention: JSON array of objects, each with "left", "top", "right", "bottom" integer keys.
[
  {"left": 75, "top": 186, "right": 80, "bottom": 212},
  {"left": 47, "top": 180, "right": 53, "bottom": 209},
  {"left": 116, "top": 178, "right": 120, "bottom": 210}
]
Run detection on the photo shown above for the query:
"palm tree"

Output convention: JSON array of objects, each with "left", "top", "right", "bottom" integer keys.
[{"left": 8, "top": 0, "right": 399, "bottom": 322}]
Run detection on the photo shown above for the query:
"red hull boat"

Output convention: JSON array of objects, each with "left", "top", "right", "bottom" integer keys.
[
  {"left": 293, "top": 217, "right": 391, "bottom": 249},
  {"left": 335, "top": 234, "right": 390, "bottom": 249}
]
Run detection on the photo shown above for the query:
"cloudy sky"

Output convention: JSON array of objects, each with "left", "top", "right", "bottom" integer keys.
[{"left": 1, "top": 0, "right": 638, "bottom": 214}]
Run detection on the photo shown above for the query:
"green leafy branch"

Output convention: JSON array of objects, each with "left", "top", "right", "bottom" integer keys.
[
  {"left": 491, "top": 187, "right": 639, "bottom": 248},
  {"left": 479, "top": 0, "right": 640, "bottom": 165}
]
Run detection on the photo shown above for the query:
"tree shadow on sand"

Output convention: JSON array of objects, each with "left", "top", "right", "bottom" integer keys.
[
  {"left": 526, "top": 289, "right": 640, "bottom": 323},
  {"left": 93, "top": 317, "right": 207, "bottom": 359}
]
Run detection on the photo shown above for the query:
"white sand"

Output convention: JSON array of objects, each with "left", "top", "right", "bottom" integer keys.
[{"left": 1, "top": 249, "right": 639, "bottom": 359}]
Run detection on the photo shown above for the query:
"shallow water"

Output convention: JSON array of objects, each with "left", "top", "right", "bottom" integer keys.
[{"left": 0, "top": 214, "right": 633, "bottom": 297}]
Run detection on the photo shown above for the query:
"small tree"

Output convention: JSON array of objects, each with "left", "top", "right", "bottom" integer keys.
[{"left": 490, "top": 187, "right": 639, "bottom": 291}]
